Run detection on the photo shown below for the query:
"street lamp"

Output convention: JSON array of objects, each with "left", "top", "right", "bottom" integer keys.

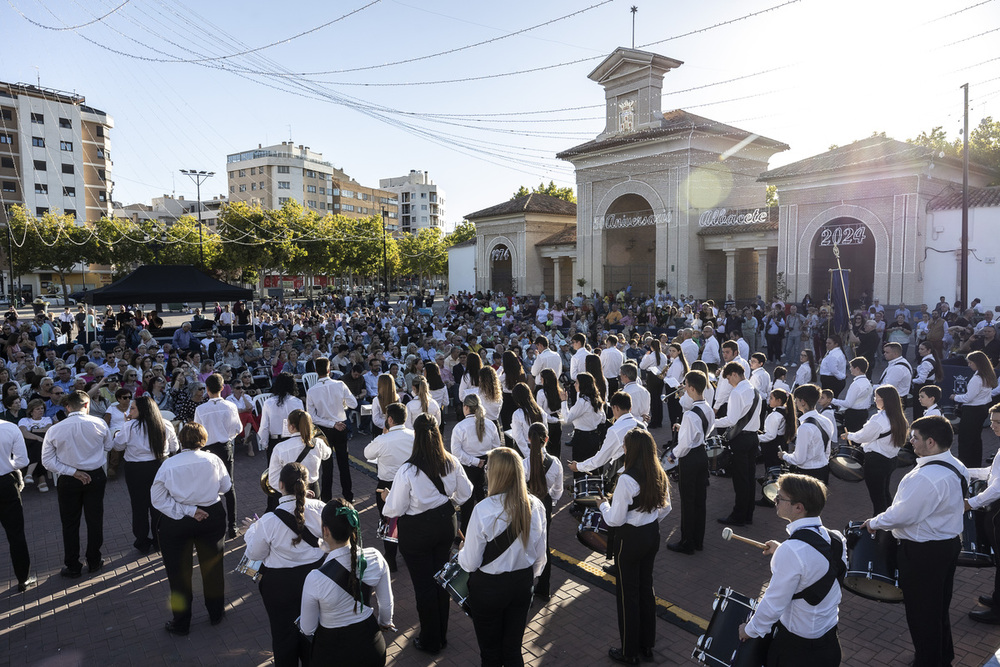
[
  {"left": 381, "top": 208, "right": 389, "bottom": 300},
  {"left": 179, "top": 169, "right": 215, "bottom": 267}
]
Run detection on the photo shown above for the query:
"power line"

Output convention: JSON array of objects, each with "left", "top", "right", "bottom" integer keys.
[{"left": 6, "top": 0, "right": 130, "bottom": 31}]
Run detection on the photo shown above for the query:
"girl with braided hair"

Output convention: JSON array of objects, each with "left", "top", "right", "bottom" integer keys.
[
  {"left": 244, "top": 462, "right": 326, "bottom": 666},
  {"left": 300, "top": 498, "right": 394, "bottom": 667}
]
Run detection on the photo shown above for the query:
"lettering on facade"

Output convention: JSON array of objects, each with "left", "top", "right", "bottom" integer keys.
[
  {"left": 593, "top": 212, "right": 668, "bottom": 231},
  {"left": 618, "top": 99, "right": 635, "bottom": 134},
  {"left": 818, "top": 225, "right": 867, "bottom": 247},
  {"left": 490, "top": 246, "right": 511, "bottom": 263},
  {"left": 697, "top": 208, "right": 771, "bottom": 228}
]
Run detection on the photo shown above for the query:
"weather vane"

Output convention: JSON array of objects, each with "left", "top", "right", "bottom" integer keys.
[{"left": 631, "top": 6, "right": 638, "bottom": 49}]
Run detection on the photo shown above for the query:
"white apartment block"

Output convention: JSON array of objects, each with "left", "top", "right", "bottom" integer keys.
[
  {"left": 114, "top": 194, "right": 228, "bottom": 230},
  {"left": 379, "top": 170, "right": 445, "bottom": 233}
]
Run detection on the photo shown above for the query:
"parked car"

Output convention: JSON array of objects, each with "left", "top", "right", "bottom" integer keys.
[{"left": 40, "top": 295, "right": 75, "bottom": 308}]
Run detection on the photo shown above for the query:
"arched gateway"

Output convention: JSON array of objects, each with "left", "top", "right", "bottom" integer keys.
[{"left": 810, "top": 217, "right": 875, "bottom": 306}]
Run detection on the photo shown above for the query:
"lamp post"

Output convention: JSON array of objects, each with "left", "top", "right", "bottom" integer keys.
[
  {"left": 179, "top": 169, "right": 215, "bottom": 267},
  {"left": 381, "top": 208, "right": 389, "bottom": 300}
]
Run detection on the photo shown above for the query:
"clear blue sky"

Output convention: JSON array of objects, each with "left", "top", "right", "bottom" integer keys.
[{"left": 2, "top": 0, "right": 998, "bottom": 227}]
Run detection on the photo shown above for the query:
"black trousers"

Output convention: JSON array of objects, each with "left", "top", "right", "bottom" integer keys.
[
  {"left": 760, "top": 438, "right": 782, "bottom": 470},
  {"left": 266, "top": 436, "right": 283, "bottom": 465},
  {"left": 535, "top": 494, "right": 553, "bottom": 597},
  {"left": 25, "top": 440, "right": 45, "bottom": 480},
  {"left": 469, "top": 567, "right": 534, "bottom": 667},
  {"left": 546, "top": 422, "right": 562, "bottom": 459},
  {"left": 375, "top": 479, "right": 397, "bottom": 564},
  {"left": 728, "top": 431, "right": 759, "bottom": 524},
  {"left": 958, "top": 404, "right": 989, "bottom": 469},
  {"left": 897, "top": 537, "right": 960, "bottom": 667},
  {"left": 570, "top": 429, "right": 603, "bottom": 482},
  {"left": 0, "top": 472, "right": 30, "bottom": 583},
  {"left": 317, "top": 423, "right": 352, "bottom": 502},
  {"left": 843, "top": 408, "right": 868, "bottom": 434},
  {"left": 614, "top": 522, "right": 659, "bottom": 659},
  {"left": 863, "top": 452, "right": 897, "bottom": 516},
  {"left": 984, "top": 504, "right": 1000, "bottom": 604},
  {"left": 158, "top": 501, "right": 226, "bottom": 629},
  {"left": 794, "top": 465, "right": 830, "bottom": 485},
  {"left": 606, "top": 377, "right": 620, "bottom": 396},
  {"left": 767, "top": 622, "right": 841, "bottom": 667},
  {"left": 461, "top": 463, "right": 486, "bottom": 536},
  {"left": 678, "top": 447, "right": 708, "bottom": 549},
  {"left": 820, "top": 375, "right": 846, "bottom": 400},
  {"left": 260, "top": 559, "right": 323, "bottom": 667},
  {"left": 310, "top": 615, "right": 386, "bottom": 667},
  {"left": 397, "top": 503, "right": 457, "bottom": 652},
  {"left": 645, "top": 375, "right": 664, "bottom": 428},
  {"left": 124, "top": 459, "right": 163, "bottom": 551},
  {"left": 56, "top": 467, "right": 106, "bottom": 569},
  {"left": 666, "top": 395, "right": 683, "bottom": 431},
  {"left": 205, "top": 441, "right": 237, "bottom": 532}
]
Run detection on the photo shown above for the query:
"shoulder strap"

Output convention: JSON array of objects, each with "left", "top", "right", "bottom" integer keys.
[
  {"left": 319, "top": 556, "right": 373, "bottom": 606},
  {"left": 803, "top": 417, "right": 831, "bottom": 451},
  {"left": 789, "top": 529, "right": 845, "bottom": 605},
  {"left": 731, "top": 390, "right": 760, "bottom": 434},
  {"left": 542, "top": 454, "right": 555, "bottom": 476},
  {"left": 691, "top": 405, "right": 710, "bottom": 439},
  {"left": 272, "top": 508, "right": 320, "bottom": 548},
  {"left": 923, "top": 460, "right": 970, "bottom": 498},
  {"left": 482, "top": 524, "right": 519, "bottom": 568},
  {"left": 295, "top": 439, "right": 314, "bottom": 464},
  {"left": 414, "top": 463, "right": 447, "bottom": 497}
]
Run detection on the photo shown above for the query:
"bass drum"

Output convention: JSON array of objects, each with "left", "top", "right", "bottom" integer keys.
[
  {"left": 829, "top": 444, "right": 865, "bottom": 482},
  {"left": 691, "top": 586, "right": 767, "bottom": 667},
  {"left": 843, "top": 521, "right": 903, "bottom": 603},
  {"left": 760, "top": 465, "right": 786, "bottom": 502}
]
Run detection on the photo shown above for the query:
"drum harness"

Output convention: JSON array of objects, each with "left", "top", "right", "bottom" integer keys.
[
  {"left": 786, "top": 529, "right": 846, "bottom": 605},
  {"left": 261, "top": 439, "right": 316, "bottom": 498},
  {"left": 724, "top": 391, "right": 760, "bottom": 442}
]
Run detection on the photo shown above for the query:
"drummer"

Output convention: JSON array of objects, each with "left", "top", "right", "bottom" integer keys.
[
  {"left": 780, "top": 385, "right": 833, "bottom": 483},
  {"left": 845, "top": 386, "right": 908, "bottom": 516},
  {"left": 665, "top": 370, "right": 713, "bottom": 555},
  {"left": 863, "top": 415, "right": 968, "bottom": 667},
  {"left": 756, "top": 388, "right": 795, "bottom": 507},
  {"left": 738, "top": 473, "right": 845, "bottom": 667},
  {"left": 830, "top": 358, "right": 872, "bottom": 434},
  {"left": 568, "top": 392, "right": 641, "bottom": 480},
  {"left": 965, "top": 404, "right": 1000, "bottom": 624}
]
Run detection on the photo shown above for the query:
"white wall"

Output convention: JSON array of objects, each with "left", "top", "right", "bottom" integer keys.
[
  {"left": 447, "top": 244, "right": 476, "bottom": 294},
  {"left": 924, "top": 206, "right": 1000, "bottom": 308}
]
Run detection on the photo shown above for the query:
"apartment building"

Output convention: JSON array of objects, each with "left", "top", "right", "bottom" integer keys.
[
  {"left": 114, "top": 194, "right": 227, "bottom": 230},
  {"left": 379, "top": 170, "right": 445, "bottom": 233},
  {"left": 226, "top": 141, "right": 399, "bottom": 230}
]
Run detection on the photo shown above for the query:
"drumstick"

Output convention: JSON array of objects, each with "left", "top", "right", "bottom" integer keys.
[{"left": 721, "top": 527, "right": 767, "bottom": 550}]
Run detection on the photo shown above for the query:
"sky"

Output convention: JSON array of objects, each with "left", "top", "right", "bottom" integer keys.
[{"left": 1, "top": 0, "right": 998, "bottom": 229}]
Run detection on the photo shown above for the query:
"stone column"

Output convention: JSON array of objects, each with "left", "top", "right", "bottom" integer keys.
[
  {"left": 571, "top": 257, "right": 578, "bottom": 295},
  {"left": 553, "top": 257, "right": 562, "bottom": 302},
  {"left": 756, "top": 248, "right": 768, "bottom": 301},
  {"left": 725, "top": 250, "right": 736, "bottom": 301}
]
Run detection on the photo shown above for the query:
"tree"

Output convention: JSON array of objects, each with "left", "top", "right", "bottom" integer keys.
[
  {"left": 444, "top": 221, "right": 476, "bottom": 246},
  {"left": 765, "top": 185, "right": 778, "bottom": 208},
  {"left": 511, "top": 180, "right": 576, "bottom": 203},
  {"left": 908, "top": 117, "right": 1000, "bottom": 184}
]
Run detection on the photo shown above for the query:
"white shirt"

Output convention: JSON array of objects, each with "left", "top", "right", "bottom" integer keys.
[
  {"left": 793, "top": 363, "right": 812, "bottom": 388},
  {"left": 831, "top": 375, "right": 873, "bottom": 411},
  {"left": 0, "top": 421, "right": 27, "bottom": 475},
  {"left": 150, "top": 449, "right": 232, "bottom": 520},
  {"left": 383, "top": 457, "right": 473, "bottom": 517},
  {"left": 269, "top": 435, "right": 332, "bottom": 487},
  {"left": 41, "top": 411, "right": 114, "bottom": 476},
  {"left": 299, "top": 547, "right": 393, "bottom": 633},
  {"left": 819, "top": 347, "right": 847, "bottom": 381},
  {"left": 969, "top": 455, "right": 1000, "bottom": 510},
  {"left": 758, "top": 410, "right": 787, "bottom": 445},
  {"left": 773, "top": 379, "right": 791, "bottom": 394},
  {"left": 569, "top": 347, "right": 588, "bottom": 380},
  {"left": 869, "top": 451, "right": 968, "bottom": 541},
  {"left": 924, "top": 404, "right": 942, "bottom": 417},
  {"left": 622, "top": 381, "right": 651, "bottom": 422},
  {"left": 913, "top": 355, "right": 938, "bottom": 385},
  {"left": 564, "top": 397, "right": 605, "bottom": 432},
  {"left": 680, "top": 339, "right": 699, "bottom": 366},
  {"left": 523, "top": 454, "right": 564, "bottom": 502},
  {"left": 599, "top": 473, "right": 670, "bottom": 527},
  {"left": 714, "top": 380, "right": 762, "bottom": 433},
  {"left": 370, "top": 396, "right": 391, "bottom": 431},
  {"left": 736, "top": 338, "right": 750, "bottom": 361},
  {"left": 404, "top": 396, "right": 441, "bottom": 429},
  {"left": 955, "top": 374, "right": 993, "bottom": 406},
  {"left": 701, "top": 336, "right": 720, "bottom": 365},
  {"left": 664, "top": 356, "right": 686, "bottom": 386},
  {"left": 112, "top": 419, "right": 180, "bottom": 462},
  {"left": 458, "top": 494, "right": 547, "bottom": 577},
  {"left": 536, "top": 388, "right": 563, "bottom": 425},
  {"left": 193, "top": 397, "right": 242, "bottom": 445},
  {"left": 510, "top": 408, "right": 545, "bottom": 458},
  {"left": 531, "top": 348, "right": 563, "bottom": 380},
  {"left": 450, "top": 415, "right": 502, "bottom": 467},
  {"left": 458, "top": 373, "right": 477, "bottom": 401},
  {"left": 307, "top": 377, "right": 358, "bottom": 428},
  {"left": 673, "top": 402, "right": 714, "bottom": 459},
  {"left": 877, "top": 358, "right": 913, "bottom": 398},
  {"left": 577, "top": 413, "right": 642, "bottom": 473},
  {"left": 363, "top": 425, "right": 415, "bottom": 482},
  {"left": 244, "top": 495, "right": 326, "bottom": 568},
  {"left": 744, "top": 517, "right": 845, "bottom": 640},
  {"left": 259, "top": 395, "right": 305, "bottom": 443},
  {"left": 847, "top": 411, "right": 897, "bottom": 459},
  {"left": 639, "top": 351, "right": 665, "bottom": 376},
  {"left": 600, "top": 346, "right": 625, "bottom": 380},
  {"left": 749, "top": 367, "right": 771, "bottom": 398},
  {"left": 785, "top": 410, "right": 834, "bottom": 469}
]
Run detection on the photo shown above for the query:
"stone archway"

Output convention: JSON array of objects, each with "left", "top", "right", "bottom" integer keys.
[
  {"left": 798, "top": 204, "right": 889, "bottom": 304},
  {"left": 599, "top": 193, "right": 658, "bottom": 296},
  {"left": 486, "top": 236, "right": 517, "bottom": 295},
  {"left": 810, "top": 218, "right": 876, "bottom": 306}
]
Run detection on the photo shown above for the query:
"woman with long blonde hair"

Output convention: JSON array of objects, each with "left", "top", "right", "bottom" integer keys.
[
  {"left": 371, "top": 373, "right": 398, "bottom": 433},
  {"left": 405, "top": 375, "right": 442, "bottom": 429},
  {"left": 458, "top": 447, "right": 547, "bottom": 667}
]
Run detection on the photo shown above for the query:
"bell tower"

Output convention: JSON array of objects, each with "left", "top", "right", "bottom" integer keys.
[{"left": 587, "top": 47, "right": 683, "bottom": 140}]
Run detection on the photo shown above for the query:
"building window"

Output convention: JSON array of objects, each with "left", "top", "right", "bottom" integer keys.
[
  {"left": 421, "top": 192, "right": 427, "bottom": 198},
  {"left": 59, "top": 117, "right": 72, "bottom": 129},
  {"left": 0, "top": 108, "right": 11, "bottom": 121},
  {"left": 277, "top": 165, "right": 289, "bottom": 174},
  {"left": 250, "top": 167, "right": 256, "bottom": 175},
  {"left": 307, "top": 200, "right": 317, "bottom": 208},
  {"left": 229, "top": 185, "right": 235, "bottom": 193},
  {"left": 305, "top": 170, "right": 315, "bottom": 178},
  {"left": 343, "top": 204, "right": 354, "bottom": 212},
  {"left": 36, "top": 207, "right": 48, "bottom": 216},
  {"left": 0, "top": 157, "right": 13, "bottom": 168},
  {"left": 96, "top": 148, "right": 105, "bottom": 159},
  {"left": 319, "top": 202, "right": 326, "bottom": 210},
  {"left": 1, "top": 182, "right": 15, "bottom": 193},
  {"left": 98, "top": 169, "right": 106, "bottom": 181},
  {"left": 34, "top": 160, "right": 46, "bottom": 171},
  {"left": 238, "top": 169, "right": 245, "bottom": 177},
  {"left": 422, "top": 216, "right": 428, "bottom": 222},
  {"left": 421, "top": 204, "right": 427, "bottom": 210},
  {"left": 35, "top": 183, "right": 48, "bottom": 194},
  {"left": 63, "top": 186, "right": 75, "bottom": 197},
  {"left": 319, "top": 187, "right": 325, "bottom": 195},
  {"left": 278, "top": 181, "right": 290, "bottom": 189},
  {"left": 32, "top": 136, "right": 44, "bottom": 147},
  {"left": 430, "top": 194, "right": 437, "bottom": 203},
  {"left": 278, "top": 197, "right": 289, "bottom": 205},
  {"left": 0, "top": 135, "right": 11, "bottom": 145},
  {"left": 333, "top": 203, "right": 340, "bottom": 210},
  {"left": 60, "top": 141, "right": 73, "bottom": 152},
  {"left": 62, "top": 163, "right": 74, "bottom": 174},
  {"left": 95, "top": 126, "right": 104, "bottom": 137},
  {"left": 342, "top": 190, "right": 354, "bottom": 198},
  {"left": 64, "top": 209, "right": 76, "bottom": 218},
  {"left": 31, "top": 112, "right": 43, "bottom": 124},
  {"left": 239, "top": 184, "right": 246, "bottom": 192},
  {"left": 331, "top": 189, "right": 340, "bottom": 196},
  {"left": 228, "top": 171, "right": 234, "bottom": 179},
  {"left": 99, "top": 191, "right": 107, "bottom": 202},
  {"left": 251, "top": 183, "right": 257, "bottom": 191},
  {"left": 306, "top": 185, "right": 316, "bottom": 193},
  {"left": 259, "top": 181, "right": 264, "bottom": 189}
]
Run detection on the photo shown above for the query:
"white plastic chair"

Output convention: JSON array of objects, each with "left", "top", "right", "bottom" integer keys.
[
  {"left": 302, "top": 372, "right": 319, "bottom": 392},
  {"left": 253, "top": 392, "right": 272, "bottom": 416}
]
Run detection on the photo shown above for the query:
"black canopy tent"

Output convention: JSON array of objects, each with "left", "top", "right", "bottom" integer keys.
[{"left": 81, "top": 265, "right": 252, "bottom": 306}]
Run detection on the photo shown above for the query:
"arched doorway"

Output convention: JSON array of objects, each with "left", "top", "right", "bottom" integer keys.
[
  {"left": 602, "top": 193, "right": 657, "bottom": 296},
  {"left": 490, "top": 243, "right": 513, "bottom": 294},
  {"left": 810, "top": 218, "right": 875, "bottom": 307}
]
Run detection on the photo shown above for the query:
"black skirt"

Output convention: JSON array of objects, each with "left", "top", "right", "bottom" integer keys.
[{"left": 310, "top": 614, "right": 385, "bottom": 667}]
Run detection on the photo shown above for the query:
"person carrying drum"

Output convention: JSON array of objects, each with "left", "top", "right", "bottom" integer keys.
[
  {"left": 781, "top": 385, "right": 832, "bottom": 483},
  {"left": 715, "top": 362, "right": 763, "bottom": 527},
  {"left": 845, "top": 386, "right": 908, "bottom": 515},
  {"left": 965, "top": 404, "right": 1000, "bottom": 625},
  {"left": 568, "top": 392, "right": 641, "bottom": 481},
  {"left": 863, "top": 415, "right": 968, "bottom": 667},
  {"left": 756, "top": 388, "right": 796, "bottom": 507},
  {"left": 665, "top": 370, "right": 714, "bottom": 555},
  {"left": 738, "top": 473, "right": 846, "bottom": 667},
  {"left": 830, "top": 357, "right": 872, "bottom": 433}
]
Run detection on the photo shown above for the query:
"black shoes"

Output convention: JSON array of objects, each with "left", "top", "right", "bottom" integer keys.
[
  {"left": 17, "top": 575, "right": 36, "bottom": 592},
  {"left": 602, "top": 562, "right": 618, "bottom": 577},
  {"left": 608, "top": 647, "right": 639, "bottom": 665},
  {"left": 226, "top": 527, "right": 238, "bottom": 540},
  {"left": 413, "top": 637, "right": 442, "bottom": 655},
  {"left": 980, "top": 595, "right": 995, "bottom": 607},
  {"left": 970, "top": 608, "right": 1000, "bottom": 624},
  {"left": 164, "top": 620, "right": 190, "bottom": 636},
  {"left": 717, "top": 516, "right": 747, "bottom": 527},
  {"left": 210, "top": 611, "right": 226, "bottom": 626},
  {"left": 87, "top": 559, "right": 105, "bottom": 574},
  {"left": 60, "top": 566, "right": 82, "bottom": 579},
  {"left": 666, "top": 541, "right": 695, "bottom": 555}
]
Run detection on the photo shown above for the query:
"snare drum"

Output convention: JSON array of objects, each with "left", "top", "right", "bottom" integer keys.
[
  {"left": 704, "top": 435, "right": 726, "bottom": 459},
  {"left": 843, "top": 521, "right": 903, "bottom": 603},
  {"left": 661, "top": 449, "right": 678, "bottom": 472},
  {"left": 692, "top": 586, "right": 767, "bottom": 667},
  {"left": 896, "top": 443, "right": 916, "bottom": 467},
  {"left": 577, "top": 508, "right": 609, "bottom": 553},
  {"left": 829, "top": 444, "right": 865, "bottom": 482},
  {"left": 573, "top": 475, "right": 605, "bottom": 507},
  {"left": 960, "top": 480, "right": 994, "bottom": 567},
  {"left": 433, "top": 553, "right": 471, "bottom": 615},
  {"left": 235, "top": 554, "right": 264, "bottom": 583},
  {"left": 376, "top": 516, "right": 398, "bottom": 543},
  {"left": 760, "top": 465, "right": 786, "bottom": 502}
]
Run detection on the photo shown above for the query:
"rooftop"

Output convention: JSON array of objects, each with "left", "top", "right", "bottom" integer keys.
[
  {"left": 537, "top": 226, "right": 578, "bottom": 246},
  {"left": 466, "top": 193, "right": 577, "bottom": 220},
  {"left": 928, "top": 185, "right": 1000, "bottom": 211}
]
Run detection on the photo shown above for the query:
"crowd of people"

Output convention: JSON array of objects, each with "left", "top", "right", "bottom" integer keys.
[{"left": 2, "top": 286, "right": 1000, "bottom": 666}]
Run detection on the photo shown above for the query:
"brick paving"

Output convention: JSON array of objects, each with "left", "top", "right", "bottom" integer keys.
[{"left": 4, "top": 399, "right": 1000, "bottom": 665}]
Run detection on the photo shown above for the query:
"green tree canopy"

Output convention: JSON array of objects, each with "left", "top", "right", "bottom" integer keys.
[
  {"left": 511, "top": 180, "right": 576, "bottom": 203},
  {"left": 444, "top": 221, "right": 476, "bottom": 246}
]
